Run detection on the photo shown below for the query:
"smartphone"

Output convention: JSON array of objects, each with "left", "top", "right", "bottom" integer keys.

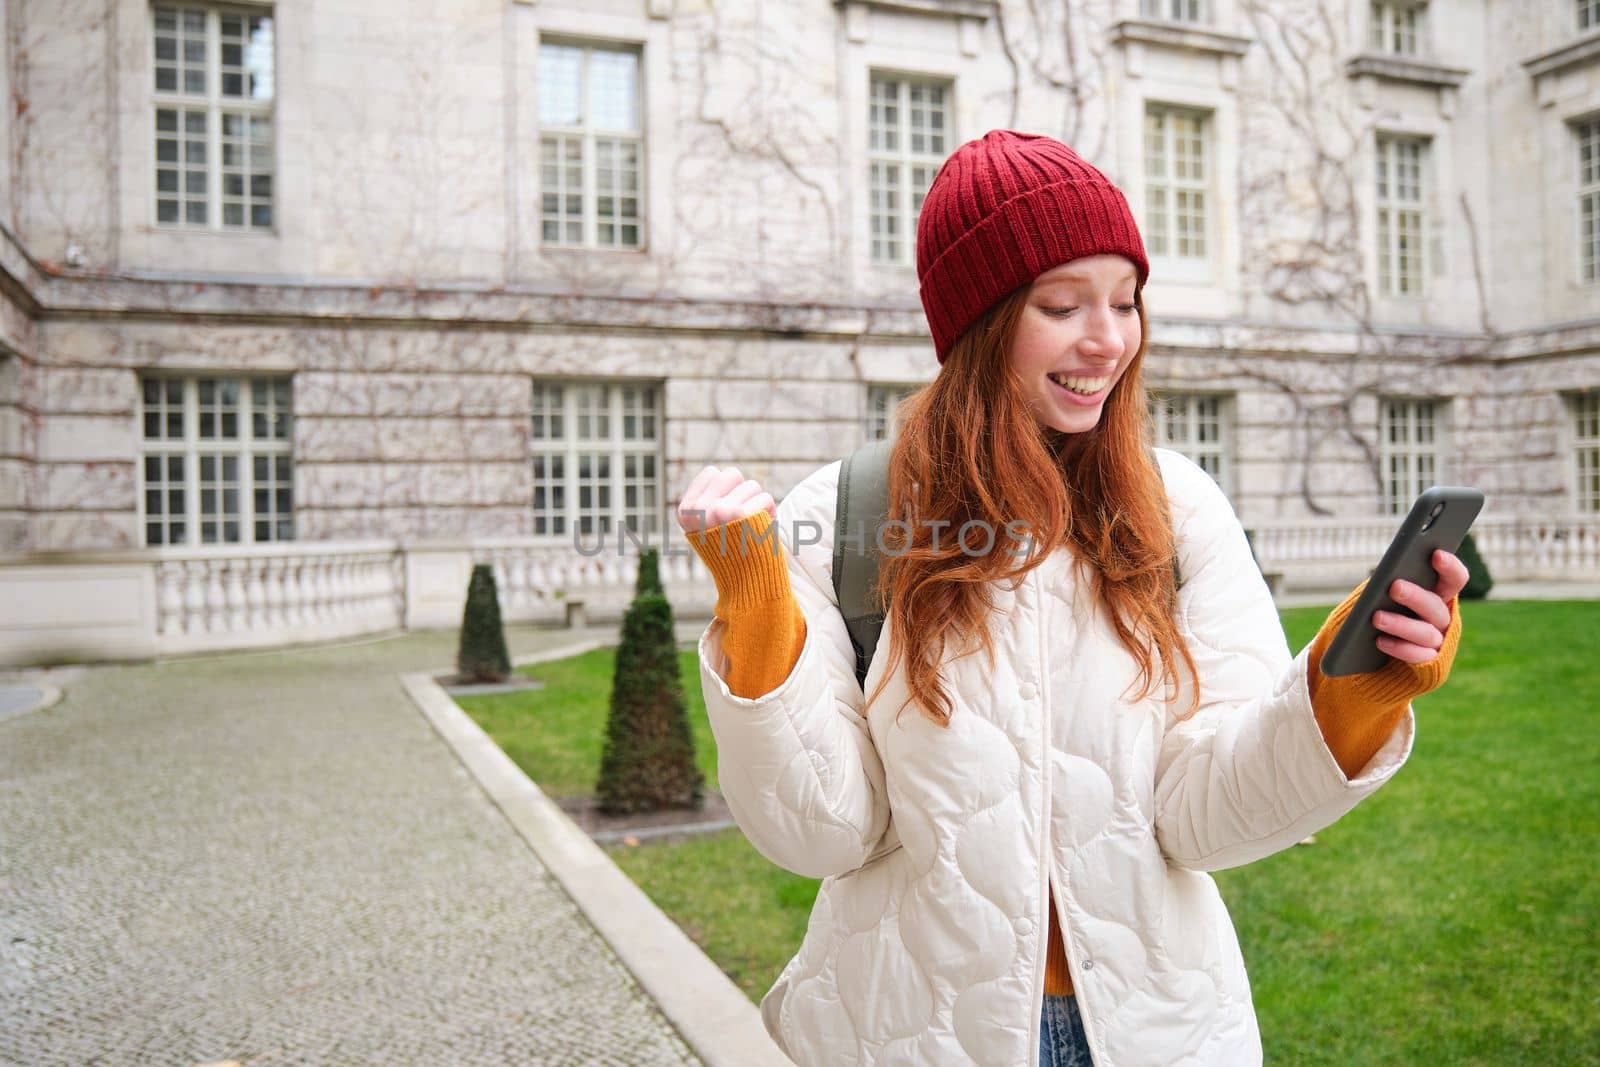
[{"left": 1318, "top": 486, "right": 1486, "bottom": 677}]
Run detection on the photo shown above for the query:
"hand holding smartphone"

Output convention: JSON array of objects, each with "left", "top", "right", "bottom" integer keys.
[{"left": 1319, "top": 486, "right": 1485, "bottom": 677}]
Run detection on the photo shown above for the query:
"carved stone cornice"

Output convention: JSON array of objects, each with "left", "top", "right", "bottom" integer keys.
[
  {"left": 1343, "top": 52, "right": 1470, "bottom": 89},
  {"left": 1109, "top": 18, "right": 1252, "bottom": 59},
  {"left": 1523, "top": 30, "right": 1600, "bottom": 91},
  {"left": 832, "top": 0, "right": 996, "bottom": 20}
]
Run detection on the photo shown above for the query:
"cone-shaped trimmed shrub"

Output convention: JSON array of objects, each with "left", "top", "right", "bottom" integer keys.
[
  {"left": 457, "top": 563, "right": 512, "bottom": 683},
  {"left": 635, "top": 545, "right": 665, "bottom": 598},
  {"left": 1458, "top": 531, "right": 1494, "bottom": 600},
  {"left": 596, "top": 587, "right": 703, "bottom": 814}
]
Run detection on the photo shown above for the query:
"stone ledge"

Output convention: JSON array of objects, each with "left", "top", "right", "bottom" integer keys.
[
  {"left": 1343, "top": 51, "right": 1470, "bottom": 89},
  {"left": 833, "top": 0, "right": 996, "bottom": 20},
  {"left": 1110, "top": 17, "right": 1252, "bottom": 58},
  {"left": 1521, "top": 30, "right": 1600, "bottom": 83}
]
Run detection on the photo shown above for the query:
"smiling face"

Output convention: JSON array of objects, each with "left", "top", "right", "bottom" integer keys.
[{"left": 1008, "top": 254, "right": 1143, "bottom": 436}]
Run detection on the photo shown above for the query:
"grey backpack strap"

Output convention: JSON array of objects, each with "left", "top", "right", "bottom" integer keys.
[{"left": 832, "top": 438, "right": 894, "bottom": 691}]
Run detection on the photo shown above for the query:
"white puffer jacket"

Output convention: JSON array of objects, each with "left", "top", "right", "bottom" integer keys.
[{"left": 697, "top": 449, "right": 1413, "bottom": 1067}]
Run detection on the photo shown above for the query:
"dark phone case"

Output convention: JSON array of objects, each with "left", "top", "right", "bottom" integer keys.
[{"left": 1318, "top": 486, "right": 1485, "bottom": 677}]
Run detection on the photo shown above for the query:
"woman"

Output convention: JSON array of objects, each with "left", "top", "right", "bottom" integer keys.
[{"left": 676, "top": 130, "right": 1465, "bottom": 1067}]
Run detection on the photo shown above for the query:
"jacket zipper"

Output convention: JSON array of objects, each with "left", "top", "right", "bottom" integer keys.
[
  {"left": 1029, "top": 576, "right": 1050, "bottom": 1066},
  {"left": 1038, "top": 572, "right": 1105, "bottom": 1065}
]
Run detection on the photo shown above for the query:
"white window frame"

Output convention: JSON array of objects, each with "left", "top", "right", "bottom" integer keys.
[
  {"left": 1144, "top": 104, "right": 1212, "bottom": 273},
  {"left": 1149, "top": 391, "right": 1232, "bottom": 494},
  {"left": 1572, "top": 392, "right": 1600, "bottom": 514},
  {"left": 531, "top": 380, "right": 663, "bottom": 543},
  {"left": 1580, "top": 0, "right": 1600, "bottom": 33},
  {"left": 868, "top": 72, "right": 953, "bottom": 267},
  {"left": 1375, "top": 134, "right": 1429, "bottom": 298},
  {"left": 1378, "top": 397, "right": 1442, "bottom": 514},
  {"left": 1369, "top": 1, "right": 1426, "bottom": 56},
  {"left": 1577, "top": 117, "right": 1600, "bottom": 285},
  {"left": 151, "top": 3, "right": 276, "bottom": 231},
  {"left": 1141, "top": 0, "right": 1208, "bottom": 23},
  {"left": 537, "top": 39, "right": 646, "bottom": 251},
  {"left": 866, "top": 384, "right": 919, "bottom": 441},
  {"left": 138, "top": 375, "right": 294, "bottom": 546}
]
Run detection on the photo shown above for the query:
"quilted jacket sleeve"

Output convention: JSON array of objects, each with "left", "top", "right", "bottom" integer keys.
[
  {"left": 1151, "top": 451, "right": 1414, "bottom": 872},
  {"left": 695, "top": 461, "right": 893, "bottom": 880}
]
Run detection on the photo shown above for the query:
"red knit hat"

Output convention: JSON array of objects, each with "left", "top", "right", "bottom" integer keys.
[{"left": 916, "top": 130, "right": 1149, "bottom": 363}]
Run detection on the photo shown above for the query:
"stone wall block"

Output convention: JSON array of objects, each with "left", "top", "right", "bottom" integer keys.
[
  {"left": 373, "top": 376, "right": 466, "bottom": 417},
  {"left": 294, "top": 508, "right": 386, "bottom": 542},
  {"left": 296, "top": 463, "right": 388, "bottom": 509},
  {"left": 38, "top": 461, "right": 134, "bottom": 511},
  {"left": 39, "top": 416, "right": 135, "bottom": 462},
  {"left": 0, "top": 299, "right": 35, "bottom": 359},
  {"left": 664, "top": 378, "right": 864, "bottom": 421},
  {"left": 34, "top": 513, "right": 139, "bottom": 551},
  {"left": 407, "top": 462, "right": 529, "bottom": 510},
  {"left": 672, "top": 417, "right": 860, "bottom": 461},
  {"left": 417, "top": 463, "right": 476, "bottom": 507},
  {"left": 470, "top": 462, "right": 531, "bottom": 508},
  {"left": 0, "top": 410, "right": 20, "bottom": 458},
  {"left": 40, "top": 323, "right": 127, "bottom": 366},
  {"left": 41, "top": 367, "right": 135, "bottom": 415},
  {"left": 459, "top": 375, "right": 530, "bottom": 417},
  {"left": 296, "top": 417, "right": 383, "bottom": 462},
  {"left": 374, "top": 417, "right": 527, "bottom": 462},
  {"left": 0, "top": 458, "right": 29, "bottom": 509},
  {"left": 0, "top": 514, "right": 28, "bottom": 552},
  {"left": 331, "top": 505, "right": 528, "bottom": 541}
]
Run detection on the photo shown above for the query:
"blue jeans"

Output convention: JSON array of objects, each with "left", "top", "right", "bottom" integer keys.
[{"left": 1040, "top": 994, "right": 1095, "bottom": 1067}]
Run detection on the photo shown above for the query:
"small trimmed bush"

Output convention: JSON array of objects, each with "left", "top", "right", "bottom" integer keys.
[
  {"left": 635, "top": 543, "right": 665, "bottom": 598},
  {"left": 597, "top": 553, "right": 703, "bottom": 814},
  {"left": 1458, "top": 531, "right": 1494, "bottom": 600},
  {"left": 457, "top": 563, "right": 512, "bottom": 683}
]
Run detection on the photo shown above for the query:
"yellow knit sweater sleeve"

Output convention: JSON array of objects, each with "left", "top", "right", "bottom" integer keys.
[
  {"left": 684, "top": 511, "right": 808, "bottom": 701},
  {"left": 1304, "top": 581, "right": 1463, "bottom": 779}
]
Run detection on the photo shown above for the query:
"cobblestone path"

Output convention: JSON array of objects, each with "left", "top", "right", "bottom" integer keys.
[{"left": 0, "top": 629, "right": 704, "bottom": 1067}]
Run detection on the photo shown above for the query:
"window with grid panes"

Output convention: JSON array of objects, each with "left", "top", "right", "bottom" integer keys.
[
  {"left": 1149, "top": 392, "right": 1230, "bottom": 489},
  {"left": 1581, "top": 0, "right": 1599, "bottom": 32},
  {"left": 1376, "top": 135, "right": 1427, "bottom": 296},
  {"left": 152, "top": 4, "right": 274, "bottom": 230},
  {"left": 538, "top": 41, "right": 644, "bottom": 250},
  {"left": 869, "top": 74, "right": 951, "bottom": 265},
  {"left": 530, "top": 382, "right": 661, "bottom": 540},
  {"left": 1578, "top": 119, "right": 1599, "bottom": 283},
  {"left": 866, "top": 384, "right": 919, "bottom": 441},
  {"left": 1144, "top": 106, "right": 1209, "bottom": 260},
  {"left": 1379, "top": 398, "right": 1440, "bottom": 514},
  {"left": 1141, "top": 0, "right": 1207, "bottom": 22},
  {"left": 140, "top": 376, "right": 293, "bottom": 546},
  {"left": 1572, "top": 393, "right": 1600, "bottom": 513},
  {"left": 1369, "top": 2, "right": 1424, "bottom": 56}
]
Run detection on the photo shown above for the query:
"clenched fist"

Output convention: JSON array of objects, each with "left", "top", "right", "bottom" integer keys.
[{"left": 676, "top": 465, "right": 777, "bottom": 535}]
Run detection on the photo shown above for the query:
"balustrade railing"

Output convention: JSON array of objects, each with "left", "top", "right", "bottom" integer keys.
[
  {"left": 470, "top": 538, "right": 714, "bottom": 623},
  {"left": 152, "top": 541, "right": 404, "bottom": 654},
  {"left": 1247, "top": 514, "right": 1600, "bottom": 582}
]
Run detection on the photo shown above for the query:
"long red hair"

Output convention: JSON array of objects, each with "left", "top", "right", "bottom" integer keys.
[{"left": 865, "top": 286, "right": 1199, "bottom": 726}]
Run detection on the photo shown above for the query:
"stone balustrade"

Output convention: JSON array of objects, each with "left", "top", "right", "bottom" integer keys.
[
  {"left": 1248, "top": 514, "right": 1600, "bottom": 585},
  {"left": 470, "top": 538, "right": 714, "bottom": 626},
  {"left": 152, "top": 542, "right": 405, "bottom": 655}
]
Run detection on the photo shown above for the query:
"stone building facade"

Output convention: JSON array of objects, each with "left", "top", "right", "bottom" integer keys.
[{"left": 1, "top": 0, "right": 1598, "bottom": 661}]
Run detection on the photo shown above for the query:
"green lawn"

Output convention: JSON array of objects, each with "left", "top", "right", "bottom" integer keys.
[{"left": 459, "top": 602, "right": 1599, "bottom": 1064}]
